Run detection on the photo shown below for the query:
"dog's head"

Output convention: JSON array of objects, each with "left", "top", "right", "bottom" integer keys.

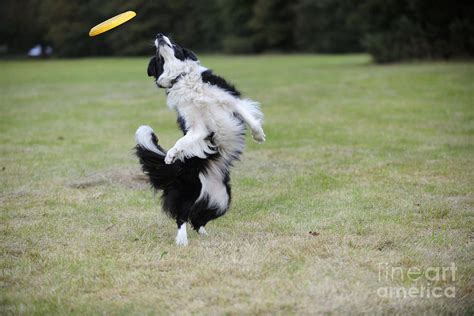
[{"left": 147, "top": 33, "right": 199, "bottom": 88}]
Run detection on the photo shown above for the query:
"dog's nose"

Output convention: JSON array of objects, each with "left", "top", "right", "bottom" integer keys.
[{"left": 156, "top": 33, "right": 163, "bottom": 39}]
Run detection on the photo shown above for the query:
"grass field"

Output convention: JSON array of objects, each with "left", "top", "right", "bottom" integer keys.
[{"left": 1, "top": 55, "right": 473, "bottom": 314}]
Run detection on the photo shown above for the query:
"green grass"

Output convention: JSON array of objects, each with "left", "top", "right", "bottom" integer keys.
[{"left": 1, "top": 55, "right": 473, "bottom": 314}]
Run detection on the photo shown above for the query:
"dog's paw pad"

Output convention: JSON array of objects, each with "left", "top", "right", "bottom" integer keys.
[{"left": 252, "top": 128, "right": 266, "bottom": 143}]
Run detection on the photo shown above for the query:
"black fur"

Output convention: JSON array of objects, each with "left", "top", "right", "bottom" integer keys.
[
  {"left": 201, "top": 70, "right": 241, "bottom": 98},
  {"left": 135, "top": 127, "right": 229, "bottom": 230},
  {"left": 139, "top": 34, "right": 249, "bottom": 236},
  {"left": 173, "top": 46, "right": 198, "bottom": 61},
  {"left": 147, "top": 56, "right": 164, "bottom": 78},
  {"left": 176, "top": 115, "right": 187, "bottom": 134}
]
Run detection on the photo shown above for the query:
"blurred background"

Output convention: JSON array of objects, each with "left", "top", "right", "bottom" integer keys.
[{"left": 1, "top": 0, "right": 473, "bottom": 63}]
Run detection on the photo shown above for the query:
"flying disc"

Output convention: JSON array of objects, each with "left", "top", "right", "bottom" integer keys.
[{"left": 89, "top": 11, "right": 136, "bottom": 37}]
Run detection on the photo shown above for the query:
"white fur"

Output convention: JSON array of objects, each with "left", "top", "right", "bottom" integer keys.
[
  {"left": 164, "top": 118, "right": 217, "bottom": 164},
  {"left": 198, "top": 226, "right": 208, "bottom": 236},
  {"left": 135, "top": 125, "right": 165, "bottom": 155},
  {"left": 176, "top": 224, "right": 188, "bottom": 246},
  {"left": 155, "top": 38, "right": 195, "bottom": 89},
  {"left": 164, "top": 75, "right": 263, "bottom": 159},
  {"left": 155, "top": 35, "right": 265, "bottom": 215},
  {"left": 197, "top": 171, "right": 229, "bottom": 212}
]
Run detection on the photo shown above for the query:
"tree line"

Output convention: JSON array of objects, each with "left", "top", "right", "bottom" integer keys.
[{"left": 1, "top": 0, "right": 473, "bottom": 62}]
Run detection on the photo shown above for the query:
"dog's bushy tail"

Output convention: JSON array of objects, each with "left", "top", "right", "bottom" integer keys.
[{"left": 135, "top": 125, "right": 180, "bottom": 190}]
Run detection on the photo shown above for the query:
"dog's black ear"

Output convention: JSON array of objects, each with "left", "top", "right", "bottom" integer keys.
[
  {"left": 183, "top": 48, "right": 198, "bottom": 61},
  {"left": 147, "top": 56, "right": 157, "bottom": 77}
]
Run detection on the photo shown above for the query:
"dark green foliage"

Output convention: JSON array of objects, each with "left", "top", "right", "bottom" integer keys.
[
  {"left": 104, "top": 0, "right": 223, "bottom": 55},
  {"left": 250, "top": 0, "right": 295, "bottom": 52},
  {"left": 352, "top": 0, "right": 474, "bottom": 62},
  {"left": 0, "top": 0, "right": 472, "bottom": 61},
  {"left": 218, "top": 0, "right": 256, "bottom": 53},
  {"left": 293, "top": 0, "right": 363, "bottom": 53},
  {"left": 0, "top": 0, "right": 45, "bottom": 54},
  {"left": 38, "top": 0, "right": 111, "bottom": 57}
]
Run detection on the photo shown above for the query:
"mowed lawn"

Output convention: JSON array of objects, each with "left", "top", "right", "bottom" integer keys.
[{"left": 1, "top": 55, "right": 473, "bottom": 314}]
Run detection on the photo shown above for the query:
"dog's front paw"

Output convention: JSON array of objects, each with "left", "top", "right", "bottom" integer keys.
[
  {"left": 165, "top": 147, "right": 180, "bottom": 164},
  {"left": 252, "top": 126, "right": 266, "bottom": 143}
]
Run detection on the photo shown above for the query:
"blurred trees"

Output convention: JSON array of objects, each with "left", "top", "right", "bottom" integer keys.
[
  {"left": 293, "top": 0, "right": 362, "bottom": 53},
  {"left": 1, "top": 0, "right": 473, "bottom": 62},
  {"left": 250, "top": 0, "right": 295, "bottom": 52},
  {"left": 351, "top": 0, "right": 474, "bottom": 62},
  {"left": 218, "top": 0, "right": 255, "bottom": 53},
  {"left": 0, "top": 0, "right": 46, "bottom": 54},
  {"left": 39, "top": 0, "right": 110, "bottom": 56}
]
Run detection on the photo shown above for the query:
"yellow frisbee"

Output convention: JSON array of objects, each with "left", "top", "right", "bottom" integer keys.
[{"left": 89, "top": 11, "right": 136, "bottom": 37}]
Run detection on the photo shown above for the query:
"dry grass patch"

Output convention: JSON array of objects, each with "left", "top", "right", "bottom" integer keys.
[{"left": 1, "top": 56, "right": 473, "bottom": 314}]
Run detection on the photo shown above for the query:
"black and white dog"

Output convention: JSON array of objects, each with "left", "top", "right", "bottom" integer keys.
[{"left": 135, "top": 34, "right": 265, "bottom": 245}]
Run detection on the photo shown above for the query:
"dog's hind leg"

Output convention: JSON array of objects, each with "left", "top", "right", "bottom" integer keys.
[
  {"left": 175, "top": 204, "right": 194, "bottom": 246},
  {"left": 190, "top": 206, "right": 226, "bottom": 236},
  {"left": 175, "top": 220, "right": 188, "bottom": 246},
  {"left": 197, "top": 226, "right": 208, "bottom": 236},
  {"left": 164, "top": 194, "right": 192, "bottom": 246}
]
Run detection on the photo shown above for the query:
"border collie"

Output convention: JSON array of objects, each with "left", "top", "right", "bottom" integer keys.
[{"left": 135, "top": 34, "right": 265, "bottom": 245}]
